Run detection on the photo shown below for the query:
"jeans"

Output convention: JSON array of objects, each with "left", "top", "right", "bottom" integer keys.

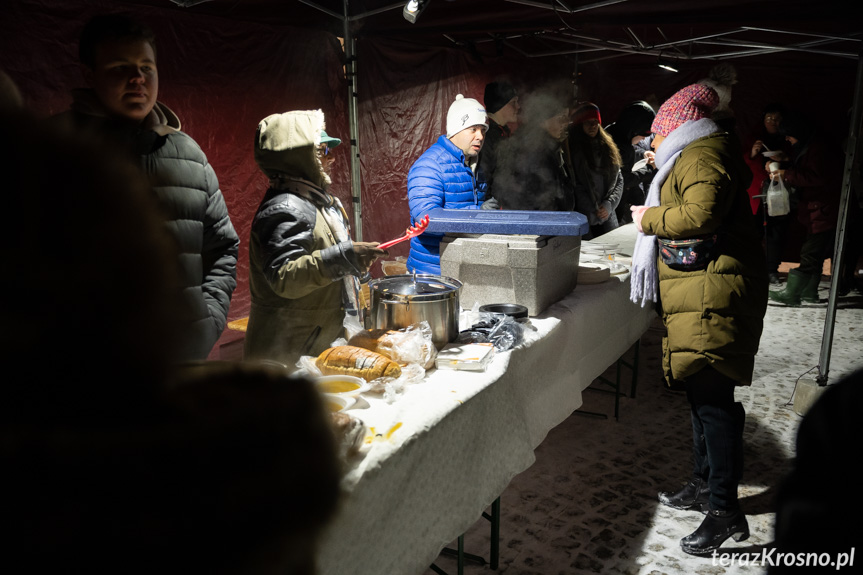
[{"left": 685, "top": 366, "right": 746, "bottom": 511}]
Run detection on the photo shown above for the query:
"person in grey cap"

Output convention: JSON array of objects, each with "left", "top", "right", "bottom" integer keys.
[
  {"left": 480, "top": 80, "right": 519, "bottom": 195},
  {"left": 246, "top": 110, "right": 387, "bottom": 368}
]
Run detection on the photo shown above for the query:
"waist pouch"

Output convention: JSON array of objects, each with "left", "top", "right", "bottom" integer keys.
[{"left": 657, "top": 234, "right": 719, "bottom": 271}]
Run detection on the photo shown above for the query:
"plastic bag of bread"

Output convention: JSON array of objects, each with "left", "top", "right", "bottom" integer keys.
[
  {"left": 293, "top": 345, "right": 423, "bottom": 399},
  {"left": 330, "top": 411, "right": 366, "bottom": 459},
  {"left": 348, "top": 321, "right": 436, "bottom": 370}
]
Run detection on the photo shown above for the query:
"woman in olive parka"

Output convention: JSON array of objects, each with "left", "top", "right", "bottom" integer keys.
[{"left": 630, "top": 84, "right": 768, "bottom": 557}]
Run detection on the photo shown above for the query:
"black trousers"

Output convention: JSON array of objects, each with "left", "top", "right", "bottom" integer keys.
[
  {"left": 798, "top": 229, "right": 834, "bottom": 277},
  {"left": 766, "top": 214, "right": 790, "bottom": 275},
  {"left": 685, "top": 366, "right": 746, "bottom": 511},
  {"left": 755, "top": 203, "right": 791, "bottom": 275}
]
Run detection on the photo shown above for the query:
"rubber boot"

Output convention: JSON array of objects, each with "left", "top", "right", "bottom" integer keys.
[
  {"left": 800, "top": 274, "right": 821, "bottom": 303},
  {"left": 768, "top": 269, "right": 808, "bottom": 306}
]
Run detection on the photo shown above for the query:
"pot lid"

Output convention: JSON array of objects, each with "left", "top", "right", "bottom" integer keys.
[{"left": 369, "top": 274, "right": 462, "bottom": 301}]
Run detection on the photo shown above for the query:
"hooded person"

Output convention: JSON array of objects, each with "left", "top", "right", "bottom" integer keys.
[
  {"left": 567, "top": 101, "right": 624, "bottom": 238},
  {"left": 494, "top": 91, "right": 575, "bottom": 212},
  {"left": 766, "top": 111, "right": 843, "bottom": 305},
  {"left": 245, "top": 110, "right": 387, "bottom": 369},
  {"left": 604, "top": 100, "right": 657, "bottom": 223},
  {"left": 479, "top": 81, "right": 519, "bottom": 195},
  {"left": 407, "top": 94, "right": 493, "bottom": 274},
  {"left": 629, "top": 83, "right": 768, "bottom": 557}
]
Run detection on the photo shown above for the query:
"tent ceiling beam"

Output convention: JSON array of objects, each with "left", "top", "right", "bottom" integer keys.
[
  {"left": 472, "top": 23, "right": 861, "bottom": 62},
  {"left": 502, "top": 0, "right": 632, "bottom": 14}
]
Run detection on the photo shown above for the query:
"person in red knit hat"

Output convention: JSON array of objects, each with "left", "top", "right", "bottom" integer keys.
[
  {"left": 567, "top": 101, "right": 623, "bottom": 239},
  {"left": 630, "top": 83, "right": 768, "bottom": 557}
]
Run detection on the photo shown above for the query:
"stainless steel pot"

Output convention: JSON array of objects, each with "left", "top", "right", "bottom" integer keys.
[{"left": 367, "top": 274, "right": 462, "bottom": 349}]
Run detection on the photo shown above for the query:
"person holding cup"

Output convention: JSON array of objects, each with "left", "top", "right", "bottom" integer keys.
[{"left": 742, "top": 103, "right": 792, "bottom": 284}]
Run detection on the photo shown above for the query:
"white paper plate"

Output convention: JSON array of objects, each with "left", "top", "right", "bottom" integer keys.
[
  {"left": 323, "top": 394, "right": 357, "bottom": 413},
  {"left": 631, "top": 158, "right": 649, "bottom": 172},
  {"left": 316, "top": 375, "right": 369, "bottom": 397},
  {"left": 578, "top": 262, "right": 611, "bottom": 284},
  {"left": 762, "top": 150, "right": 781, "bottom": 158}
]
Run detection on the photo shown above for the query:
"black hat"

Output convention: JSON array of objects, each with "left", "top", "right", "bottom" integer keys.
[
  {"left": 778, "top": 112, "right": 812, "bottom": 142},
  {"left": 484, "top": 81, "right": 517, "bottom": 114}
]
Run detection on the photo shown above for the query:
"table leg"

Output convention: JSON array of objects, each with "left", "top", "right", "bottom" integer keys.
[{"left": 436, "top": 497, "right": 502, "bottom": 573}]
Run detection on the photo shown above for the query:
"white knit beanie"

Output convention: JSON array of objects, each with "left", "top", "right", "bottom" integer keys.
[{"left": 446, "top": 94, "right": 487, "bottom": 138}]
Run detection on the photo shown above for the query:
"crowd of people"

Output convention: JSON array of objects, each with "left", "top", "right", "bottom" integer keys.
[
  {"left": 2, "top": 8, "right": 861, "bottom": 572},
  {"left": 406, "top": 68, "right": 860, "bottom": 303}
]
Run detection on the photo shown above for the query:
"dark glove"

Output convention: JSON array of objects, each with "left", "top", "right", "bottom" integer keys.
[
  {"left": 321, "top": 241, "right": 387, "bottom": 279},
  {"left": 481, "top": 197, "right": 500, "bottom": 210},
  {"left": 351, "top": 242, "right": 388, "bottom": 272}
]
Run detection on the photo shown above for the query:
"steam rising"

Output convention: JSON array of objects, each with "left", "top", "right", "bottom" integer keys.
[{"left": 491, "top": 89, "right": 572, "bottom": 212}]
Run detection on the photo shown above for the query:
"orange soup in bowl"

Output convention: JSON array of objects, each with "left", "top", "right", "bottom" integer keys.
[{"left": 320, "top": 379, "right": 362, "bottom": 394}]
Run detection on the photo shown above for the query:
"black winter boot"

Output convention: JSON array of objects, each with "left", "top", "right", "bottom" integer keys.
[
  {"left": 658, "top": 478, "right": 710, "bottom": 513},
  {"left": 768, "top": 269, "right": 810, "bottom": 306},
  {"left": 680, "top": 508, "right": 750, "bottom": 556}
]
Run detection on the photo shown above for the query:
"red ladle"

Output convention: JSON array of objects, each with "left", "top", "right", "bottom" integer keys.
[{"left": 377, "top": 215, "right": 431, "bottom": 250}]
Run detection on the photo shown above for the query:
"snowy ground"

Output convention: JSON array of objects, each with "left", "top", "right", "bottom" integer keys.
[{"left": 426, "top": 280, "right": 863, "bottom": 575}]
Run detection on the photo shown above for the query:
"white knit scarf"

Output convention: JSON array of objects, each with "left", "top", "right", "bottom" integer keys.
[{"left": 629, "top": 118, "right": 722, "bottom": 306}]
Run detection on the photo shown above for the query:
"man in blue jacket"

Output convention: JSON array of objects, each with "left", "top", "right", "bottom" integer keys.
[{"left": 407, "top": 94, "right": 495, "bottom": 274}]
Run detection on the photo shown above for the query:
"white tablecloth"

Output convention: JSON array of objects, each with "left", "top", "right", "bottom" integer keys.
[{"left": 316, "top": 224, "right": 655, "bottom": 575}]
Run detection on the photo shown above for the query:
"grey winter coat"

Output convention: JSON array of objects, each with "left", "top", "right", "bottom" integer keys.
[{"left": 65, "top": 91, "right": 240, "bottom": 361}]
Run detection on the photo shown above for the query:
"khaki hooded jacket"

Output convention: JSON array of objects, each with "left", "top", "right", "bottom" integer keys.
[
  {"left": 245, "top": 110, "right": 364, "bottom": 369},
  {"left": 640, "top": 132, "right": 768, "bottom": 386}
]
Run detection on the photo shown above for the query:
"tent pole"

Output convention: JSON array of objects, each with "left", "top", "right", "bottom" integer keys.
[
  {"left": 816, "top": 45, "right": 863, "bottom": 384},
  {"left": 343, "top": 0, "right": 363, "bottom": 240}
]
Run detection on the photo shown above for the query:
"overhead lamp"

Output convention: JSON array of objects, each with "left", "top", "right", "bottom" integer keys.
[
  {"left": 657, "top": 53, "right": 678, "bottom": 73},
  {"left": 403, "top": 0, "right": 431, "bottom": 24}
]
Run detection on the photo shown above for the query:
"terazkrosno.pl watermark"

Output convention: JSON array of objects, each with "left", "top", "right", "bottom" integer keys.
[{"left": 712, "top": 548, "right": 855, "bottom": 569}]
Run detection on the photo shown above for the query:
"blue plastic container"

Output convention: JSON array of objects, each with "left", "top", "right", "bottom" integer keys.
[{"left": 424, "top": 208, "right": 589, "bottom": 237}]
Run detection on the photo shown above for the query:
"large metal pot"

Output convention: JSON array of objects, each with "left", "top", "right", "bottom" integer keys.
[{"left": 367, "top": 274, "right": 462, "bottom": 349}]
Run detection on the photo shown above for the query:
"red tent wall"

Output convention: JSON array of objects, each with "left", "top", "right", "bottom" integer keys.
[{"left": 2, "top": 0, "right": 350, "bottom": 357}]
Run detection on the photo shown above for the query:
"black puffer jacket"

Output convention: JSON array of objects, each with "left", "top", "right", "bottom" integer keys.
[
  {"left": 605, "top": 101, "right": 656, "bottom": 216},
  {"left": 64, "top": 91, "right": 240, "bottom": 361},
  {"left": 494, "top": 125, "right": 575, "bottom": 211}
]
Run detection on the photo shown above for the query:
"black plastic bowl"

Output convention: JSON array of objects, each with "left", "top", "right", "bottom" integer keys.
[{"left": 479, "top": 303, "right": 529, "bottom": 320}]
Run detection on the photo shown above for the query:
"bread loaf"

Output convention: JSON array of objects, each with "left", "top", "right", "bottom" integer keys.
[
  {"left": 348, "top": 328, "right": 436, "bottom": 369},
  {"left": 316, "top": 346, "right": 402, "bottom": 381},
  {"left": 347, "top": 329, "right": 398, "bottom": 357}
]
